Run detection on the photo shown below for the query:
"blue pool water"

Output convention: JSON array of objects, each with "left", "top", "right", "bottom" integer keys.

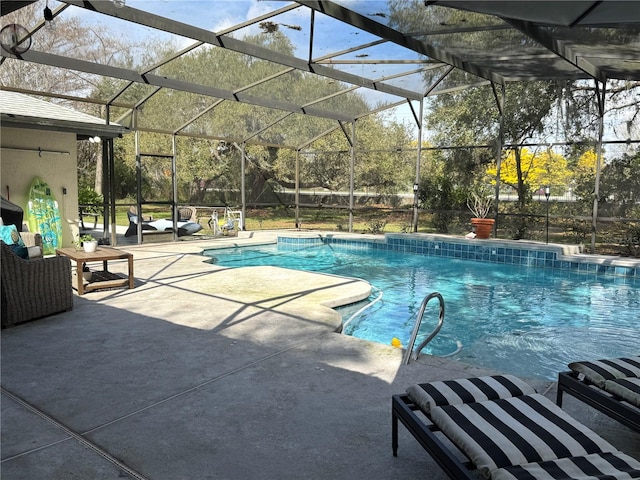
[{"left": 204, "top": 242, "right": 639, "bottom": 379}]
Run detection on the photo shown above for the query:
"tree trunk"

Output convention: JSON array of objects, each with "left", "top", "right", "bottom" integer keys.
[
  {"left": 515, "top": 147, "right": 526, "bottom": 209},
  {"left": 513, "top": 146, "right": 529, "bottom": 239}
]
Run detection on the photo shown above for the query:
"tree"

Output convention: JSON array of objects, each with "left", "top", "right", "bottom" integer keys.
[
  {"left": 1, "top": 3, "right": 135, "bottom": 97},
  {"left": 387, "top": 0, "right": 640, "bottom": 239},
  {"left": 599, "top": 151, "right": 640, "bottom": 217},
  {"left": 419, "top": 82, "right": 555, "bottom": 237},
  {"left": 277, "top": 116, "right": 414, "bottom": 195},
  {"left": 486, "top": 147, "right": 572, "bottom": 194},
  {"left": 93, "top": 28, "right": 415, "bottom": 204},
  {"left": 1, "top": 2, "right": 139, "bottom": 196},
  {"left": 570, "top": 149, "right": 598, "bottom": 213},
  {"left": 354, "top": 118, "right": 414, "bottom": 194},
  {"left": 417, "top": 145, "right": 473, "bottom": 233}
]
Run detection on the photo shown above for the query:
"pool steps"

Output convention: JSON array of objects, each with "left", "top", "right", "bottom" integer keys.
[{"left": 276, "top": 232, "right": 640, "bottom": 280}]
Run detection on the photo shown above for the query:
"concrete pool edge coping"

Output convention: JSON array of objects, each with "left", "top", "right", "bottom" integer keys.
[
  {"left": 267, "top": 231, "right": 640, "bottom": 276},
  {"left": 188, "top": 229, "right": 639, "bottom": 278}
]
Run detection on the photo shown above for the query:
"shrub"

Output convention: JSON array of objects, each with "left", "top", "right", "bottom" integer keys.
[
  {"left": 367, "top": 217, "right": 388, "bottom": 234},
  {"left": 78, "top": 188, "right": 103, "bottom": 214},
  {"left": 621, "top": 222, "right": 640, "bottom": 257}
]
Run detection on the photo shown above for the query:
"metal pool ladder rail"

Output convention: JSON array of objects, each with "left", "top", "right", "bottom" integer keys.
[{"left": 402, "top": 292, "right": 445, "bottom": 365}]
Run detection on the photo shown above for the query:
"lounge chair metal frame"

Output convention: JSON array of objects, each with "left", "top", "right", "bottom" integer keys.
[
  {"left": 393, "top": 376, "right": 640, "bottom": 480},
  {"left": 557, "top": 370, "right": 640, "bottom": 433},
  {"left": 392, "top": 393, "right": 476, "bottom": 480}
]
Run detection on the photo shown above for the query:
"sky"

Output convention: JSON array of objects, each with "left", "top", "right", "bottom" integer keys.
[
  {"left": 53, "top": 0, "right": 636, "bottom": 149},
  {"left": 60, "top": 0, "right": 420, "bottom": 126}
]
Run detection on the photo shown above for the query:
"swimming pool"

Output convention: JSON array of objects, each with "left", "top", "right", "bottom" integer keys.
[{"left": 203, "top": 238, "right": 640, "bottom": 379}]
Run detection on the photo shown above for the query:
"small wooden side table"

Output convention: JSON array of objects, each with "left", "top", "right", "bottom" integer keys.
[{"left": 56, "top": 247, "right": 134, "bottom": 295}]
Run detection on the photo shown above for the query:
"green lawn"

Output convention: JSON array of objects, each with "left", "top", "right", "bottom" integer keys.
[{"left": 86, "top": 205, "right": 637, "bottom": 257}]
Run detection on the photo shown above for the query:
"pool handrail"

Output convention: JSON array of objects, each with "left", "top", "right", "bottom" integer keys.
[{"left": 402, "top": 292, "right": 445, "bottom": 365}]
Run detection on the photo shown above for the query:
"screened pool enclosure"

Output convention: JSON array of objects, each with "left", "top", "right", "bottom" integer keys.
[{"left": 1, "top": 1, "right": 639, "bottom": 248}]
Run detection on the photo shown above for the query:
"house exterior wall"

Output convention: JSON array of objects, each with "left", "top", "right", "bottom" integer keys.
[{"left": 0, "top": 126, "right": 79, "bottom": 248}]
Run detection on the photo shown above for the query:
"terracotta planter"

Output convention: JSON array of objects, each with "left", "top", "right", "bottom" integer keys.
[{"left": 470, "top": 218, "right": 495, "bottom": 239}]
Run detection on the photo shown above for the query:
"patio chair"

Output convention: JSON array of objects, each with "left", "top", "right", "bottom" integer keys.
[
  {"left": 125, "top": 206, "right": 202, "bottom": 238},
  {"left": 176, "top": 207, "right": 203, "bottom": 236},
  {"left": 177, "top": 206, "right": 197, "bottom": 223},
  {"left": 1, "top": 240, "right": 73, "bottom": 328},
  {"left": 125, "top": 206, "right": 155, "bottom": 237},
  {"left": 557, "top": 356, "right": 640, "bottom": 433},
  {"left": 222, "top": 216, "right": 235, "bottom": 232},
  {"left": 392, "top": 374, "right": 640, "bottom": 480},
  {"left": 79, "top": 206, "right": 99, "bottom": 230}
]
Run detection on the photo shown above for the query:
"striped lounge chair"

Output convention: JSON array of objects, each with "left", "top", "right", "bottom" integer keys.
[
  {"left": 392, "top": 375, "right": 640, "bottom": 480},
  {"left": 557, "top": 356, "right": 640, "bottom": 432}
]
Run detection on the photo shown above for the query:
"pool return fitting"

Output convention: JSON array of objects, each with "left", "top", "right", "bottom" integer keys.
[{"left": 403, "top": 292, "right": 446, "bottom": 365}]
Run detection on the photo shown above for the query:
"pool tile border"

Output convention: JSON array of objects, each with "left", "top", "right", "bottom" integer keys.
[{"left": 277, "top": 232, "right": 640, "bottom": 280}]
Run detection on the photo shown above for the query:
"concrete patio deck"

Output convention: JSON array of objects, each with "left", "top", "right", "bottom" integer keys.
[{"left": 2, "top": 232, "right": 638, "bottom": 479}]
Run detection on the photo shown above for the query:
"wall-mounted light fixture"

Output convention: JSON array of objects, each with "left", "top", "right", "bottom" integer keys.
[{"left": 43, "top": 1, "right": 54, "bottom": 24}]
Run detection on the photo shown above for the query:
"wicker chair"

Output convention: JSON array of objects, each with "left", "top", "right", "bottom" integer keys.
[{"left": 1, "top": 240, "right": 73, "bottom": 328}]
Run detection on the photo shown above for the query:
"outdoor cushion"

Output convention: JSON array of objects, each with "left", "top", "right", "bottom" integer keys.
[
  {"left": 0, "top": 224, "right": 28, "bottom": 258},
  {"left": 149, "top": 219, "right": 202, "bottom": 236},
  {"left": 430, "top": 393, "right": 617, "bottom": 480},
  {"left": 406, "top": 374, "right": 536, "bottom": 414},
  {"left": 9, "top": 243, "right": 29, "bottom": 259},
  {"left": 491, "top": 452, "right": 640, "bottom": 480},
  {"left": 125, "top": 216, "right": 202, "bottom": 237},
  {"left": 603, "top": 377, "right": 640, "bottom": 408},
  {"left": 177, "top": 221, "right": 202, "bottom": 236},
  {"left": 569, "top": 357, "right": 640, "bottom": 388},
  {"left": 0, "top": 224, "right": 25, "bottom": 246}
]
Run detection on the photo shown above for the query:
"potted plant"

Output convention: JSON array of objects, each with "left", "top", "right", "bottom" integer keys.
[
  {"left": 467, "top": 184, "right": 495, "bottom": 239},
  {"left": 77, "top": 234, "right": 98, "bottom": 253}
]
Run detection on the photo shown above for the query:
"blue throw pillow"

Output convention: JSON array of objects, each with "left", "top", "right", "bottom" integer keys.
[
  {"left": 9, "top": 243, "right": 29, "bottom": 259},
  {"left": 0, "top": 224, "right": 25, "bottom": 247}
]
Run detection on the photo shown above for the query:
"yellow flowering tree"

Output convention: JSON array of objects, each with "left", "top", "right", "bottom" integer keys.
[
  {"left": 486, "top": 148, "right": 572, "bottom": 194},
  {"left": 574, "top": 149, "right": 598, "bottom": 176}
]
